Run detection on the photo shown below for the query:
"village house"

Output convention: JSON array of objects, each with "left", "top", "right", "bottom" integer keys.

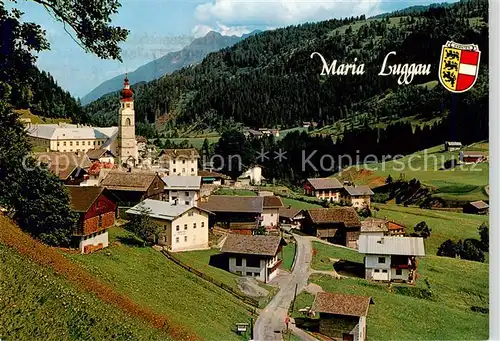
[
  {"left": 340, "top": 185, "right": 374, "bottom": 209},
  {"left": 158, "top": 148, "right": 200, "bottom": 176},
  {"left": 243, "top": 128, "right": 263, "bottom": 139},
  {"left": 303, "top": 207, "right": 361, "bottom": 248},
  {"left": 360, "top": 218, "right": 389, "bottom": 237},
  {"left": 66, "top": 186, "right": 117, "bottom": 254},
  {"left": 303, "top": 178, "right": 344, "bottom": 202},
  {"left": 86, "top": 148, "right": 116, "bottom": 164},
  {"left": 279, "top": 207, "right": 305, "bottom": 230},
  {"left": 220, "top": 234, "right": 286, "bottom": 283},
  {"left": 262, "top": 196, "right": 284, "bottom": 228},
  {"left": 463, "top": 200, "right": 489, "bottom": 215},
  {"left": 198, "top": 170, "right": 230, "bottom": 185},
  {"left": 80, "top": 161, "right": 115, "bottom": 187},
  {"left": 358, "top": 235, "right": 425, "bottom": 284},
  {"left": 100, "top": 170, "right": 165, "bottom": 207},
  {"left": 35, "top": 151, "right": 92, "bottom": 185},
  {"left": 126, "top": 199, "right": 211, "bottom": 252},
  {"left": 162, "top": 176, "right": 201, "bottom": 206},
  {"left": 387, "top": 221, "right": 406, "bottom": 236},
  {"left": 459, "top": 151, "right": 487, "bottom": 164},
  {"left": 444, "top": 141, "right": 462, "bottom": 151},
  {"left": 197, "top": 195, "right": 264, "bottom": 229},
  {"left": 237, "top": 165, "right": 264, "bottom": 186},
  {"left": 258, "top": 128, "right": 280, "bottom": 138},
  {"left": 311, "top": 292, "right": 373, "bottom": 341}
]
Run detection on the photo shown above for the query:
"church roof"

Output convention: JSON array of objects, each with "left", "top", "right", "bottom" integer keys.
[{"left": 25, "top": 124, "right": 118, "bottom": 141}]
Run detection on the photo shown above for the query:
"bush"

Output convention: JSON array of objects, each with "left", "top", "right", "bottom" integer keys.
[
  {"left": 358, "top": 207, "right": 372, "bottom": 218},
  {"left": 373, "top": 193, "right": 389, "bottom": 203},
  {"left": 478, "top": 223, "right": 488, "bottom": 251},
  {"left": 461, "top": 239, "right": 485, "bottom": 262},
  {"left": 437, "top": 239, "right": 457, "bottom": 258},
  {"left": 413, "top": 221, "right": 431, "bottom": 239}
]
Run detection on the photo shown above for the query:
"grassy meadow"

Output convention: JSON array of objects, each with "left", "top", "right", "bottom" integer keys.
[
  {"left": 0, "top": 243, "right": 169, "bottom": 341},
  {"left": 337, "top": 142, "right": 489, "bottom": 202},
  {"left": 374, "top": 204, "right": 489, "bottom": 255},
  {"left": 68, "top": 228, "right": 254, "bottom": 341}
]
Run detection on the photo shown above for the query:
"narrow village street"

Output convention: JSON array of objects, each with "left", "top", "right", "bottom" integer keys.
[{"left": 253, "top": 234, "right": 315, "bottom": 341}]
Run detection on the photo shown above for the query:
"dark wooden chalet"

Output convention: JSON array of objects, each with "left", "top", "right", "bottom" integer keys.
[
  {"left": 463, "top": 200, "right": 489, "bottom": 215},
  {"left": 100, "top": 170, "right": 165, "bottom": 207},
  {"left": 197, "top": 195, "right": 264, "bottom": 229},
  {"left": 303, "top": 207, "right": 361, "bottom": 248}
]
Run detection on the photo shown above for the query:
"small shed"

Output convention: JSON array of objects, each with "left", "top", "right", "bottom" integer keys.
[
  {"left": 312, "top": 292, "right": 373, "bottom": 341},
  {"left": 463, "top": 200, "right": 489, "bottom": 215},
  {"left": 444, "top": 141, "right": 462, "bottom": 151}
]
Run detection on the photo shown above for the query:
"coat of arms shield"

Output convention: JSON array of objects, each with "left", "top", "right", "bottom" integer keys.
[{"left": 438, "top": 41, "right": 481, "bottom": 93}]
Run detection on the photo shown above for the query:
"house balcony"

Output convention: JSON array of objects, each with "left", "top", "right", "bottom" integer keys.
[{"left": 268, "top": 259, "right": 282, "bottom": 271}]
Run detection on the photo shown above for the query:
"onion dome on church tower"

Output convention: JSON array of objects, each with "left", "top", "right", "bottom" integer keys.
[{"left": 120, "top": 73, "right": 134, "bottom": 102}]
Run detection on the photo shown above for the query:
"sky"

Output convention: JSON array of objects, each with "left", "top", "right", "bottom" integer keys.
[{"left": 10, "top": 0, "right": 457, "bottom": 98}]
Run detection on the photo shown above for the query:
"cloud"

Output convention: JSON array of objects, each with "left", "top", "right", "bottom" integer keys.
[
  {"left": 192, "top": 21, "right": 252, "bottom": 38},
  {"left": 194, "top": 0, "right": 384, "bottom": 28}
]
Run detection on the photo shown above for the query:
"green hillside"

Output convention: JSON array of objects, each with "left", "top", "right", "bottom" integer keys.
[
  {"left": 0, "top": 243, "right": 169, "bottom": 341},
  {"left": 86, "top": 0, "right": 488, "bottom": 139},
  {"left": 68, "top": 227, "right": 254, "bottom": 341},
  {"left": 338, "top": 142, "right": 489, "bottom": 202}
]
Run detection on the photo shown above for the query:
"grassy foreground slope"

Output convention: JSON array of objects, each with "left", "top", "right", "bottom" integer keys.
[
  {"left": 302, "top": 242, "right": 488, "bottom": 340},
  {"left": 0, "top": 243, "right": 169, "bottom": 341},
  {"left": 68, "top": 228, "right": 253, "bottom": 341}
]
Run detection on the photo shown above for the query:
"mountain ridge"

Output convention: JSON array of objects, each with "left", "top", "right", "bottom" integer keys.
[{"left": 81, "top": 30, "right": 262, "bottom": 105}]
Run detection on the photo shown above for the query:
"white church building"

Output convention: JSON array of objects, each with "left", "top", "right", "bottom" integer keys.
[{"left": 26, "top": 75, "right": 139, "bottom": 167}]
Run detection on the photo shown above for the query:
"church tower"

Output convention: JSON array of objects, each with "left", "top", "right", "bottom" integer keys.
[{"left": 117, "top": 74, "right": 138, "bottom": 166}]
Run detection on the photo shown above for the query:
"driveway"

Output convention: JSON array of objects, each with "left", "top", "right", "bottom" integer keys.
[{"left": 253, "top": 234, "right": 313, "bottom": 340}]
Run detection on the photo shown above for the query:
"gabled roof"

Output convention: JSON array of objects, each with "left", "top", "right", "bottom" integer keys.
[
  {"left": 307, "top": 207, "right": 361, "bottom": 227},
  {"left": 35, "top": 152, "right": 92, "bottom": 180},
  {"left": 361, "top": 218, "right": 388, "bottom": 232},
  {"left": 306, "top": 178, "right": 343, "bottom": 190},
  {"left": 263, "top": 196, "right": 283, "bottom": 208},
  {"left": 86, "top": 148, "right": 115, "bottom": 160},
  {"left": 221, "top": 234, "right": 285, "bottom": 256},
  {"left": 65, "top": 186, "right": 105, "bottom": 213},
  {"left": 468, "top": 200, "right": 489, "bottom": 209},
  {"left": 343, "top": 185, "right": 374, "bottom": 196},
  {"left": 279, "top": 207, "right": 303, "bottom": 219},
  {"left": 101, "top": 171, "right": 160, "bottom": 192},
  {"left": 312, "top": 292, "right": 373, "bottom": 317},
  {"left": 162, "top": 176, "right": 201, "bottom": 190},
  {"left": 460, "top": 151, "right": 487, "bottom": 157},
  {"left": 358, "top": 235, "right": 425, "bottom": 256},
  {"left": 126, "top": 199, "right": 212, "bottom": 221},
  {"left": 445, "top": 141, "right": 462, "bottom": 147},
  {"left": 198, "top": 170, "right": 231, "bottom": 179},
  {"left": 25, "top": 124, "right": 117, "bottom": 140},
  {"left": 158, "top": 148, "right": 200, "bottom": 159},
  {"left": 197, "top": 195, "right": 263, "bottom": 213}
]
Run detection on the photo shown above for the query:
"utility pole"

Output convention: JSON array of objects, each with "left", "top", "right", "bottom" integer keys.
[{"left": 291, "top": 283, "right": 298, "bottom": 312}]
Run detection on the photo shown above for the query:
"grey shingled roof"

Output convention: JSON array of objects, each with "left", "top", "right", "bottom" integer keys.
[
  {"left": 221, "top": 234, "right": 284, "bottom": 256},
  {"left": 312, "top": 292, "right": 372, "bottom": 317},
  {"left": 306, "top": 178, "right": 343, "bottom": 190},
  {"left": 469, "top": 200, "right": 489, "bottom": 209},
  {"left": 358, "top": 235, "right": 425, "bottom": 256},
  {"left": 197, "top": 195, "right": 263, "bottom": 213},
  {"left": 343, "top": 185, "right": 374, "bottom": 196}
]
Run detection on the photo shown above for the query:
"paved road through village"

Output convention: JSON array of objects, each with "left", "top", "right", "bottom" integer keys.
[{"left": 253, "top": 234, "right": 313, "bottom": 341}]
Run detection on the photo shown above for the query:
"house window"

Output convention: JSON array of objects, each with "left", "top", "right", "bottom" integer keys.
[
  {"left": 185, "top": 201, "right": 189, "bottom": 205},
  {"left": 201, "top": 222, "right": 205, "bottom": 228},
  {"left": 182, "top": 168, "right": 185, "bottom": 173},
  {"left": 184, "top": 224, "right": 187, "bottom": 230},
  {"left": 193, "top": 223, "right": 196, "bottom": 229},
  {"left": 247, "top": 257, "right": 260, "bottom": 268},
  {"left": 164, "top": 224, "right": 167, "bottom": 231},
  {"left": 184, "top": 236, "right": 187, "bottom": 242},
  {"left": 173, "top": 168, "right": 176, "bottom": 173},
  {"left": 57, "top": 142, "right": 60, "bottom": 146},
  {"left": 173, "top": 160, "right": 176, "bottom": 164},
  {"left": 382, "top": 269, "right": 388, "bottom": 273},
  {"left": 246, "top": 272, "right": 252, "bottom": 276},
  {"left": 63, "top": 142, "right": 66, "bottom": 146},
  {"left": 374, "top": 269, "right": 380, "bottom": 273},
  {"left": 93, "top": 141, "right": 96, "bottom": 145},
  {"left": 76, "top": 141, "right": 79, "bottom": 146},
  {"left": 191, "top": 168, "right": 194, "bottom": 172},
  {"left": 254, "top": 272, "right": 259, "bottom": 277},
  {"left": 176, "top": 237, "right": 179, "bottom": 243},
  {"left": 70, "top": 141, "right": 73, "bottom": 146},
  {"left": 396, "top": 269, "right": 402, "bottom": 275},
  {"left": 185, "top": 192, "right": 189, "bottom": 197},
  {"left": 182, "top": 160, "right": 185, "bottom": 164},
  {"left": 188, "top": 212, "right": 194, "bottom": 217},
  {"left": 378, "top": 257, "right": 385, "bottom": 264},
  {"left": 271, "top": 213, "right": 274, "bottom": 217},
  {"left": 236, "top": 257, "right": 242, "bottom": 266},
  {"left": 176, "top": 225, "right": 180, "bottom": 231},
  {"left": 98, "top": 215, "right": 103, "bottom": 228}
]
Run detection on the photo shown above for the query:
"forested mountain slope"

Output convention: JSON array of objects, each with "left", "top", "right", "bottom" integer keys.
[
  {"left": 81, "top": 30, "right": 261, "bottom": 105},
  {"left": 85, "top": 0, "right": 488, "bottom": 135}
]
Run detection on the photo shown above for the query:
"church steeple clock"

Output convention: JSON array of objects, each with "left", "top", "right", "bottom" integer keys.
[{"left": 117, "top": 74, "right": 138, "bottom": 166}]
